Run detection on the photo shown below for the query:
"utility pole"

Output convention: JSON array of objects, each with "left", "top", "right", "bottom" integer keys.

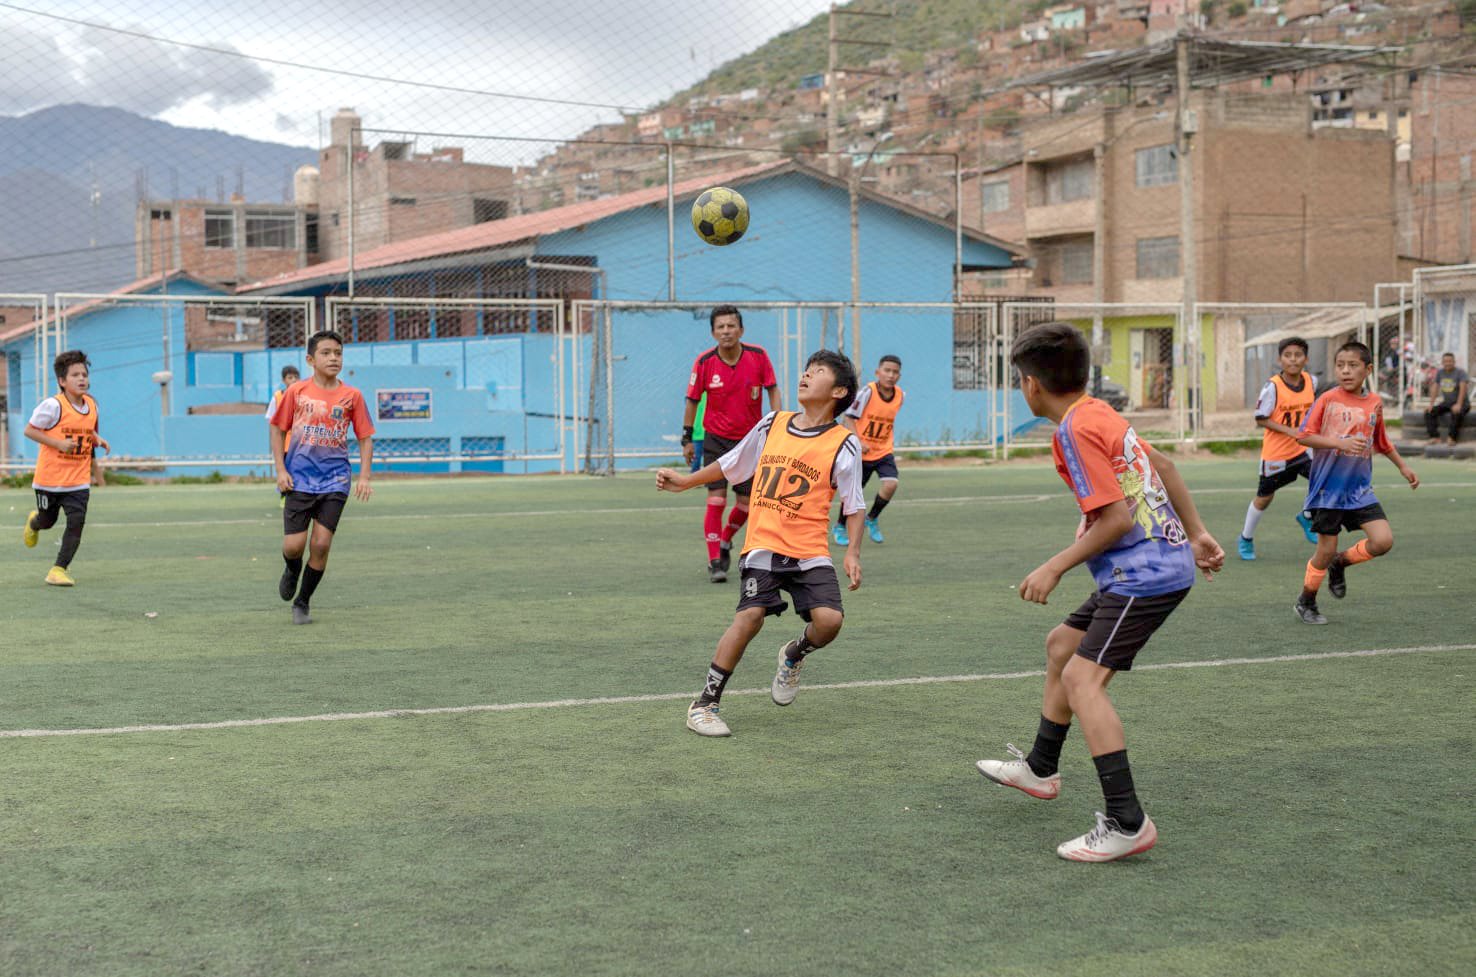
[
  {"left": 1176, "top": 30, "right": 1200, "bottom": 433},
  {"left": 825, "top": 4, "right": 892, "bottom": 177}
]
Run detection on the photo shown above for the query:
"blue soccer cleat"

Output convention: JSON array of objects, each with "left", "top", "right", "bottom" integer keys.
[
  {"left": 1238, "top": 536, "right": 1256, "bottom": 561},
  {"left": 865, "top": 517, "right": 884, "bottom": 544},
  {"left": 832, "top": 523, "right": 849, "bottom": 546},
  {"left": 1296, "top": 511, "right": 1317, "bottom": 543}
]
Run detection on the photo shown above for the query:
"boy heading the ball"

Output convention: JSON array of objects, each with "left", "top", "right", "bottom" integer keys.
[
  {"left": 681, "top": 305, "right": 781, "bottom": 583},
  {"left": 835, "top": 354, "right": 904, "bottom": 545},
  {"left": 659, "top": 349, "right": 865, "bottom": 737},
  {"left": 269, "top": 330, "right": 374, "bottom": 624},
  {"left": 21, "top": 350, "right": 112, "bottom": 586},
  {"left": 1238, "top": 337, "right": 1319, "bottom": 560},
  {"left": 1291, "top": 341, "right": 1419, "bottom": 625},
  {"left": 975, "top": 323, "right": 1223, "bottom": 862}
]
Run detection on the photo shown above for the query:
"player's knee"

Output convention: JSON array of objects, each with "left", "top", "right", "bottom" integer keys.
[
  {"left": 807, "top": 608, "right": 843, "bottom": 641},
  {"left": 1045, "top": 625, "right": 1077, "bottom": 668},
  {"left": 1368, "top": 535, "right": 1392, "bottom": 557}
]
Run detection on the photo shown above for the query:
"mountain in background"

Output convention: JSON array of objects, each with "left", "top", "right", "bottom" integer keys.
[{"left": 0, "top": 104, "right": 315, "bottom": 296}]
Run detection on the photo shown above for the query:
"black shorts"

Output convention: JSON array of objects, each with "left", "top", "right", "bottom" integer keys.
[
  {"left": 861, "top": 453, "right": 899, "bottom": 486},
  {"left": 283, "top": 491, "right": 349, "bottom": 535},
  {"left": 32, "top": 488, "right": 89, "bottom": 529},
  {"left": 736, "top": 559, "right": 844, "bottom": 622},
  {"left": 1307, "top": 502, "right": 1387, "bottom": 536},
  {"left": 1063, "top": 587, "right": 1190, "bottom": 671},
  {"left": 702, "top": 434, "right": 754, "bottom": 495},
  {"left": 1256, "top": 453, "right": 1312, "bottom": 498}
]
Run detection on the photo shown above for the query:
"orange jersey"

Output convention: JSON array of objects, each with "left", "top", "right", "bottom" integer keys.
[
  {"left": 846, "top": 382, "right": 905, "bottom": 461},
  {"left": 1256, "top": 373, "right": 1317, "bottom": 463},
  {"left": 719, "top": 411, "right": 863, "bottom": 561},
  {"left": 32, "top": 394, "right": 99, "bottom": 492}
]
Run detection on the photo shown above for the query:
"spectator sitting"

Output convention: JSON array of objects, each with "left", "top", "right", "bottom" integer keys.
[{"left": 1424, "top": 352, "right": 1469, "bottom": 445}]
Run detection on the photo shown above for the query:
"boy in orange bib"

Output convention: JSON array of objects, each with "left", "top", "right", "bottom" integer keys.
[
  {"left": 658, "top": 350, "right": 865, "bottom": 737},
  {"left": 22, "top": 350, "right": 111, "bottom": 586}
]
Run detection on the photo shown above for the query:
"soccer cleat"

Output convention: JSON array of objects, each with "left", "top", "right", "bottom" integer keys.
[
  {"left": 1296, "top": 511, "right": 1317, "bottom": 543},
  {"left": 865, "top": 517, "right": 884, "bottom": 544},
  {"left": 23, "top": 510, "right": 38, "bottom": 548},
  {"left": 771, "top": 641, "right": 805, "bottom": 706},
  {"left": 717, "top": 540, "right": 732, "bottom": 573},
  {"left": 832, "top": 523, "right": 849, "bottom": 546},
  {"left": 1294, "top": 597, "right": 1328, "bottom": 625},
  {"left": 686, "top": 701, "right": 731, "bottom": 737},
  {"left": 1327, "top": 560, "right": 1347, "bottom": 599},
  {"left": 278, "top": 566, "right": 299, "bottom": 602},
  {"left": 974, "top": 743, "right": 1061, "bottom": 800},
  {"left": 707, "top": 559, "right": 727, "bottom": 584},
  {"left": 292, "top": 603, "right": 312, "bottom": 625},
  {"left": 45, "top": 565, "right": 74, "bottom": 587},
  {"left": 1237, "top": 536, "right": 1256, "bottom": 561},
  {"left": 1056, "top": 812, "right": 1158, "bottom": 862}
]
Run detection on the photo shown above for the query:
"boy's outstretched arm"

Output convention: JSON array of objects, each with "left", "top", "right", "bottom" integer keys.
[
  {"left": 1381, "top": 445, "right": 1419, "bottom": 490},
  {"left": 1147, "top": 446, "right": 1225, "bottom": 580},
  {"left": 656, "top": 459, "right": 726, "bottom": 493}
]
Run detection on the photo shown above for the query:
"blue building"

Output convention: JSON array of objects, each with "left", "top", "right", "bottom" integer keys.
[{"left": 4, "top": 159, "right": 1028, "bottom": 475}]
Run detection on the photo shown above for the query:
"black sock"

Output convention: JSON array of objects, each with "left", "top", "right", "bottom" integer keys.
[
  {"left": 1093, "top": 749, "right": 1144, "bottom": 832},
  {"left": 787, "top": 626, "right": 820, "bottom": 663},
  {"left": 1026, "top": 715, "right": 1071, "bottom": 778},
  {"left": 696, "top": 662, "right": 732, "bottom": 706},
  {"left": 868, "top": 496, "right": 890, "bottom": 520},
  {"left": 283, "top": 554, "right": 303, "bottom": 578},
  {"left": 296, "top": 565, "right": 324, "bottom": 606},
  {"left": 56, "top": 519, "right": 85, "bottom": 569}
]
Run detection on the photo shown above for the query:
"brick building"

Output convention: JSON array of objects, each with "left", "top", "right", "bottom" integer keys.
[{"left": 135, "top": 195, "right": 318, "bottom": 285}]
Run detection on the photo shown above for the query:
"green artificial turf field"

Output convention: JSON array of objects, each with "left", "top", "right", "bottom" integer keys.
[{"left": 2, "top": 458, "right": 1473, "bottom": 976}]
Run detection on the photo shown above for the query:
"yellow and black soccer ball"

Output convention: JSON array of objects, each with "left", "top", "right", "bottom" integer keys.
[{"left": 691, "top": 186, "right": 749, "bottom": 246}]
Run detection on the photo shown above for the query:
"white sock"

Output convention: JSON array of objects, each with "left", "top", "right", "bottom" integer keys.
[{"left": 1243, "top": 502, "right": 1266, "bottom": 540}]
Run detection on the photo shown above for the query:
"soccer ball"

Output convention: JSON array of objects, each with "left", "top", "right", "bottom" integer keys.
[{"left": 691, "top": 187, "right": 749, "bottom": 246}]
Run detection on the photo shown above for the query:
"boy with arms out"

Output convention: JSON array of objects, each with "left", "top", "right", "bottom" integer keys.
[
  {"left": 975, "top": 323, "right": 1224, "bottom": 862},
  {"left": 21, "top": 350, "right": 111, "bottom": 586},
  {"left": 835, "top": 354, "right": 904, "bottom": 545},
  {"left": 680, "top": 305, "right": 781, "bottom": 583},
  {"left": 658, "top": 350, "right": 865, "bottom": 737},
  {"left": 1293, "top": 341, "right": 1419, "bottom": 625},
  {"left": 269, "top": 330, "right": 374, "bottom": 625},
  {"left": 1239, "top": 337, "right": 1319, "bottom": 560}
]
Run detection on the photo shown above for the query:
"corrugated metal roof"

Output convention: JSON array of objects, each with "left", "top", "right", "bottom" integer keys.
[{"left": 0, "top": 271, "right": 213, "bottom": 345}]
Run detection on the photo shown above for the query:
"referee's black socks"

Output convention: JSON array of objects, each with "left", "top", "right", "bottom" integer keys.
[{"left": 1093, "top": 749, "right": 1145, "bottom": 832}]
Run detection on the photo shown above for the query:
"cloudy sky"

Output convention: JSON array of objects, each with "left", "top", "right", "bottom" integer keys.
[{"left": 1, "top": 0, "right": 836, "bottom": 161}]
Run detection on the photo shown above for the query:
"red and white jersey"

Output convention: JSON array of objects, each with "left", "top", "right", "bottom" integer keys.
[{"left": 685, "top": 344, "right": 777, "bottom": 440}]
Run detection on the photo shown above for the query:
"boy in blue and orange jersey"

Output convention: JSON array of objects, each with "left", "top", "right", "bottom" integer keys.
[
  {"left": 659, "top": 350, "right": 864, "bottom": 738},
  {"left": 1292, "top": 341, "right": 1419, "bottom": 625},
  {"left": 975, "top": 322, "right": 1223, "bottom": 863},
  {"left": 269, "top": 330, "right": 374, "bottom": 624},
  {"left": 1238, "top": 336, "right": 1318, "bottom": 560}
]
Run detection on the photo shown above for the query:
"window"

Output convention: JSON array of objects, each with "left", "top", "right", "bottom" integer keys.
[
  {"left": 1060, "top": 241, "right": 1093, "bottom": 284},
  {"left": 1136, "top": 236, "right": 1180, "bottom": 278},
  {"left": 980, "top": 180, "right": 1010, "bottom": 214},
  {"left": 304, "top": 215, "right": 319, "bottom": 254},
  {"left": 244, "top": 213, "right": 295, "bottom": 249},
  {"left": 390, "top": 196, "right": 417, "bottom": 206},
  {"left": 474, "top": 198, "right": 508, "bottom": 223},
  {"left": 1043, "top": 157, "right": 1093, "bottom": 204},
  {"left": 204, "top": 210, "right": 235, "bottom": 249},
  {"left": 1135, "top": 145, "right": 1177, "bottom": 187}
]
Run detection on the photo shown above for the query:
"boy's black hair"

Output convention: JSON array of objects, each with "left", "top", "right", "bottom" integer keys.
[
  {"left": 1010, "top": 322, "right": 1090, "bottom": 395},
  {"left": 879, "top": 354, "right": 902, "bottom": 368},
  {"left": 53, "top": 349, "right": 90, "bottom": 382},
  {"left": 1336, "top": 340, "right": 1373, "bottom": 366},
  {"left": 709, "top": 304, "right": 743, "bottom": 331},
  {"left": 307, "top": 329, "right": 345, "bottom": 355},
  {"left": 1441, "top": 351, "right": 1456, "bottom": 359},
  {"left": 1277, "top": 336, "right": 1309, "bottom": 356},
  {"left": 281, "top": 364, "right": 301, "bottom": 380},
  {"left": 806, "top": 349, "right": 859, "bottom": 417}
]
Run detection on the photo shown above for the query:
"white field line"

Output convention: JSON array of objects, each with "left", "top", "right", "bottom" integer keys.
[
  {"left": 63, "top": 480, "right": 1476, "bottom": 530},
  {"left": 3, "top": 643, "right": 1472, "bottom": 740}
]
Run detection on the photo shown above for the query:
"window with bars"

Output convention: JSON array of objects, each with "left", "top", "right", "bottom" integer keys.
[
  {"left": 1136, "top": 236, "right": 1180, "bottom": 278},
  {"left": 1135, "top": 145, "right": 1177, "bottom": 187},
  {"left": 245, "top": 213, "right": 295, "bottom": 249},
  {"left": 1043, "top": 157, "right": 1093, "bottom": 204},
  {"left": 980, "top": 180, "right": 1010, "bottom": 213},
  {"left": 1060, "top": 241, "right": 1093, "bottom": 284}
]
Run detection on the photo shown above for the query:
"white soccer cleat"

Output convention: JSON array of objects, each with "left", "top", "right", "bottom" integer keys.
[
  {"left": 974, "top": 743, "right": 1061, "bottom": 799},
  {"left": 1056, "top": 812, "right": 1158, "bottom": 862},
  {"left": 771, "top": 641, "right": 804, "bottom": 706},
  {"left": 686, "top": 701, "right": 731, "bottom": 737}
]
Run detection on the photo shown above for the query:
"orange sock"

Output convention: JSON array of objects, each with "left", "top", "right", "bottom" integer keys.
[
  {"left": 1341, "top": 540, "right": 1374, "bottom": 566},
  {"left": 1303, "top": 561, "right": 1328, "bottom": 593}
]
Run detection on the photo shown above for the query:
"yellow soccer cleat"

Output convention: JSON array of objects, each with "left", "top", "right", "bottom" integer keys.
[
  {"left": 23, "top": 510, "right": 38, "bottom": 548},
  {"left": 45, "top": 565, "right": 75, "bottom": 587}
]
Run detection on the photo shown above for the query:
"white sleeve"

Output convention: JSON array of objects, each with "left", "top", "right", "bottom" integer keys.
[
  {"left": 833, "top": 435, "right": 866, "bottom": 516},
  {"left": 28, "top": 398, "right": 61, "bottom": 430},
  {"left": 717, "top": 412, "right": 775, "bottom": 486},
  {"left": 843, "top": 385, "right": 871, "bottom": 420},
  {"left": 1309, "top": 373, "right": 1318, "bottom": 394},
  {"left": 1253, "top": 381, "right": 1277, "bottom": 419}
]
